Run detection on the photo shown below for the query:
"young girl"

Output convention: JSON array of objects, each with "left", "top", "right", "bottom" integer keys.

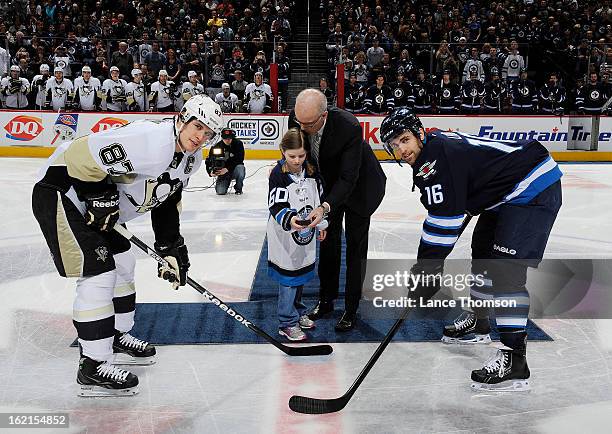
[{"left": 267, "top": 128, "right": 328, "bottom": 341}]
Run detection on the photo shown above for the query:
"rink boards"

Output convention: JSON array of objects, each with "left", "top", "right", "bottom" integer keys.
[{"left": 1, "top": 110, "right": 611, "bottom": 161}]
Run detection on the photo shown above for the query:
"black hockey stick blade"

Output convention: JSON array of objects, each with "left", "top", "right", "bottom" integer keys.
[
  {"left": 289, "top": 394, "right": 348, "bottom": 414},
  {"left": 113, "top": 225, "right": 332, "bottom": 357},
  {"left": 278, "top": 343, "right": 333, "bottom": 356}
]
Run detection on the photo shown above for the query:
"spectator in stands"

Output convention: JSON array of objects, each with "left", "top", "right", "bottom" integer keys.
[
  {"left": 164, "top": 48, "right": 183, "bottom": 83},
  {"left": 463, "top": 47, "right": 485, "bottom": 83},
  {"left": 143, "top": 41, "right": 166, "bottom": 78},
  {"left": 231, "top": 69, "right": 248, "bottom": 112},
  {"left": 366, "top": 38, "right": 385, "bottom": 70},
  {"left": 353, "top": 51, "right": 369, "bottom": 86},
  {"left": 250, "top": 50, "right": 269, "bottom": 81},
  {"left": 502, "top": 40, "right": 525, "bottom": 87},
  {"left": 208, "top": 53, "right": 227, "bottom": 98},
  {"left": 319, "top": 77, "right": 335, "bottom": 107},
  {"left": 276, "top": 44, "right": 291, "bottom": 112},
  {"left": 184, "top": 43, "right": 203, "bottom": 80},
  {"left": 111, "top": 41, "right": 134, "bottom": 81}
]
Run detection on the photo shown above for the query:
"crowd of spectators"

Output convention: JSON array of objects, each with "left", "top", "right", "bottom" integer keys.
[
  {"left": 321, "top": 0, "right": 612, "bottom": 115},
  {"left": 0, "top": 0, "right": 295, "bottom": 112}
]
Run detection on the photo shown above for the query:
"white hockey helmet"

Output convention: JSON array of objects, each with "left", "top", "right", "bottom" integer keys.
[
  {"left": 158, "top": 69, "right": 168, "bottom": 77},
  {"left": 178, "top": 94, "right": 223, "bottom": 138},
  {"left": 54, "top": 66, "right": 63, "bottom": 74},
  {"left": 82, "top": 65, "right": 91, "bottom": 73},
  {"left": 10, "top": 65, "right": 20, "bottom": 72},
  {"left": 131, "top": 68, "right": 142, "bottom": 77},
  {"left": 110, "top": 65, "right": 120, "bottom": 73},
  {"left": 40, "top": 64, "right": 50, "bottom": 73}
]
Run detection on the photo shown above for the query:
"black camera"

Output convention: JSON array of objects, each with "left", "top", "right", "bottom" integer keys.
[{"left": 209, "top": 145, "right": 229, "bottom": 171}]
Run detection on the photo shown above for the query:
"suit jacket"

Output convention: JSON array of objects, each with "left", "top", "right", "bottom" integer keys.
[{"left": 289, "top": 107, "right": 386, "bottom": 217}]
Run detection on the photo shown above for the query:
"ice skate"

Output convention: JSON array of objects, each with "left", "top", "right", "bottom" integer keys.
[
  {"left": 442, "top": 311, "right": 491, "bottom": 344},
  {"left": 470, "top": 347, "right": 530, "bottom": 392},
  {"left": 77, "top": 356, "right": 139, "bottom": 397},
  {"left": 113, "top": 332, "right": 157, "bottom": 365}
]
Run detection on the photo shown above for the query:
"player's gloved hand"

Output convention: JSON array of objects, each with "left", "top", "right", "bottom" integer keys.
[
  {"left": 83, "top": 187, "right": 120, "bottom": 232},
  {"left": 154, "top": 236, "right": 190, "bottom": 290},
  {"left": 407, "top": 260, "right": 443, "bottom": 302},
  {"left": 114, "top": 94, "right": 127, "bottom": 102}
]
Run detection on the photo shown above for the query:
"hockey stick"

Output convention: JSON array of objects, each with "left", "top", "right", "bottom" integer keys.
[
  {"left": 114, "top": 225, "right": 333, "bottom": 357},
  {"left": 289, "top": 215, "right": 474, "bottom": 414}
]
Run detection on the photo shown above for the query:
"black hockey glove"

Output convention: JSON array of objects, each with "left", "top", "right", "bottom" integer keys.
[
  {"left": 407, "top": 261, "right": 443, "bottom": 303},
  {"left": 154, "top": 236, "right": 190, "bottom": 290},
  {"left": 83, "top": 188, "right": 120, "bottom": 232},
  {"left": 9, "top": 79, "right": 21, "bottom": 94}
]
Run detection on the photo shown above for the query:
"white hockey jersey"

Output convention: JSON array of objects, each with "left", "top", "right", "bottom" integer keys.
[
  {"left": 151, "top": 80, "right": 178, "bottom": 110},
  {"left": 102, "top": 78, "right": 128, "bottom": 111},
  {"left": 266, "top": 161, "right": 327, "bottom": 286},
  {"left": 46, "top": 77, "right": 74, "bottom": 110},
  {"left": 73, "top": 76, "right": 101, "bottom": 110},
  {"left": 215, "top": 92, "right": 238, "bottom": 113},
  {"left": 1, "top": 76, "right": 30, "bottom": 108},
  {"left": 38, "top": 119, "right": 202, "bottom": 224},
  {"left": 502, "top": 53, "right": 525, "bottom": 80},
  {"left": 31, "top": 74, "right": 51, "bottom": 108},
  {"left": 244, "top": 82, "right": 272, "bottom": 113},
  {"left": 125, "top": 81, "right": 148, "bottom": 111}
]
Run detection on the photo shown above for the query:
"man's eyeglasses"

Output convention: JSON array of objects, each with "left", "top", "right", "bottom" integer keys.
[{"left": 295, "top": 111, "right": 326, "bottom": 128}]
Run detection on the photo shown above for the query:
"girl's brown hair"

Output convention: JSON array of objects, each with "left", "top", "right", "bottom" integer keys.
[{"left": 279, "top": 127, "right": 316, "bottom": 175}]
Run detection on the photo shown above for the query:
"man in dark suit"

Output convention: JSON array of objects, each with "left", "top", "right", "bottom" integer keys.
[{"left": 290, "top": 89, "right": 386, "bottom": 331}]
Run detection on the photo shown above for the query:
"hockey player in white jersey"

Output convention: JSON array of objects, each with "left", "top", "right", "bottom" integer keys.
[
  {"left": 125, "top": 68, "right": 148, "bottom": 111},
  {"left": 32, "top": 95, "right": 223, "bottom": 397},
  {"left": 150, "top": 69, "right": 179, "bottom": 112},
  {"left": 73, "top": 66, "right": 101, "bottom": 111},
  {"left": 102, "top": 66, "right": 128, "bottom": 112},
  {"left": 181, "top": 70, "right": 205, "bottom": 105},
  {"left": 244, "top": 71, "right": 272, "bottom": 113},
  {"left": 215, "top": 82, "right": 239, "bottom": 113},
  {"left": 45, "top": 67, "right": 74, "bottom": 111},
  {"left": 1, "top": 65, "right": 30, "bottom": 109},
  {"left": 30, "top": 64, "right": 51, "bottom": 110}
]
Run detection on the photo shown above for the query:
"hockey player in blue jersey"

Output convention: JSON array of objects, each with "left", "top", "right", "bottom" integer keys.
[{"left": 380, "top": 107, "right": 562, "bottom": 391}]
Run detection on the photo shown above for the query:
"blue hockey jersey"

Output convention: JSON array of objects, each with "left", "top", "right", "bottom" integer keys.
[{"left": 413, "top": 130, "right": 562, "bottom": 260}]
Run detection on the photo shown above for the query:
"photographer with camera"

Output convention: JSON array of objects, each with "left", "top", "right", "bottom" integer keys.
[
  {"left": 1, "top": 65, "right": 30, "bottom": 109},
  {"left": 205, "top": 128, "right": 246, "bottom": 195}
]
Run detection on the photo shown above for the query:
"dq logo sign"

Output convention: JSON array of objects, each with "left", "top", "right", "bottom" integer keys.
[
  {"left": 4, "top": 115, "right": 44, "bottom": 141},
  {"left": 91, "top": 117, "right": 128, "bottom": 133}
]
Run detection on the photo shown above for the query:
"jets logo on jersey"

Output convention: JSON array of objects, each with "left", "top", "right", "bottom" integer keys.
[
  {"left": 418, "top": 87, "right": 425, "bottom": 97},
  {"left": 519, "top": 84, "right": 530, "bottom": 96},
  {"left": 394, "top": 88, "right": 404, "bottom": 98},
  {"left": 375, "top": 94, "right": 384, "bottom": 104},
  {"left": 470, "top": 87, "right": 479, "bottom": 97},
  {"left": 292, "top": 205, "right": 315, "bottom": 246},
  {"left": 590, "top": 90, "right": 601, "bottom": 100},
  {"left": 212, "top": 65, "right": 225, "bottom": 79},
  {"left": 416, "top": 160, "right": 437, "bottom": 180},
  {"left": 125, "top": 172, "right": 182, "bottom": 213},
  {"left": 56, "top": 59, "right": 67, "bottom": 69},
  {"left": 509, "top": 59, "right": 519, "bottom": 69},
  {"left": 442, "top": 88, "right": 451, "bottom": 98},
  {"left": 469, "top": 65, "right": 478, "bottom": 75}
]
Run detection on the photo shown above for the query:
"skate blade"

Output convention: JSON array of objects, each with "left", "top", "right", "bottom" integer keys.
[
  {"left": 78, "top": 385, "right": 140, "bottom": 397},
  {"left": 112, "top": 353, "right": 157, "bottom": 366},
  {"left": 470, "top": 380, "right": 530, "bottom": 392},
  {"left": 441, "top": 334, "right": 492, "bottom": 345}
]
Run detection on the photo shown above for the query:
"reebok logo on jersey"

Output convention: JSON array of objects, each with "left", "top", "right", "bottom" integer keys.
[
  {"left": 416, "top": 160, "right": 437, "bottom": 180},
  {"left": 92, "top": 199, "right": 120, "bottom": 208},
  {"left": 494, "top": 244, "right": 517, "bottom": 255}
]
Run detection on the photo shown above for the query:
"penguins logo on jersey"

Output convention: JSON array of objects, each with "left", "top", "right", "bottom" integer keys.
[
  {"left": 252, "top": 89, "right": 265, "bottom": 100},
  {"left": 81, "top": 84, "right": 93, "bottom": 96},
  {"left": 53, "top": 86, "right": 67, "bottom": 97},
  {"left": 221, "top": 98, "right": 233, "bottom": 111},
  {"left": 113, "top": 84, "right": 125, "bottom": 96},
  {"left": 125, "top": 172, "right": 182, "bottom": 213},
  {"left": 95, "top": 246, "right": 109, "bottom": 262},
  {"left": 292, "top": 205, "right": 315, "bottom": 245}
]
